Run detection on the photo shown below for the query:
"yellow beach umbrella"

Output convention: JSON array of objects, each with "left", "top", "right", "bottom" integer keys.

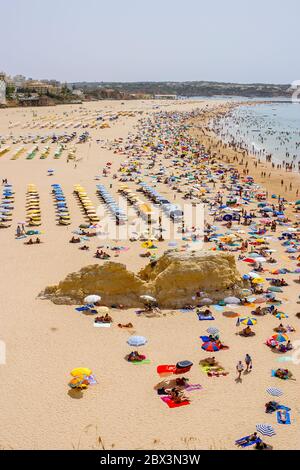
[
  {"left": 71, "top": 367, "right": 92, "bottom": 377},
  {"left": 252, "top": 278, "right": 265, "bottom": 284}
]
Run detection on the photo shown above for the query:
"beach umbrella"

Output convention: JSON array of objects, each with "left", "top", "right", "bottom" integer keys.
[
  {"left": 268, "top": 286, "right": 283, "bottom": 293},
  {"left": 223, "top": 311, "right": 240, "bottom": 318},
  {"left": 202, "top": 341, "right": 220, "bottom": 352},
  {"left": 252, "top": 277, "right": 265, "bottom": 284},
  {"left": 275, "top": 312, "right": 288, "bottom": 319},
  {"left": 71, "top": 367, "right": 91, "bottom": 377},
  {"left": 241, "top": 317, "right": 257, "bottom": 326},
  {"left": 248, "top": 252, "right": 260, "bottom": 258},
  {"left": 266, "top": 387, "right": 283, "bottom": 397},
  {"left": 256, "top": 424, "right": 276, "bottom": 437},
  {"left": 127, "top": 335, "right": 147, "bottom": 347},
  {"left": 84, "top": 294, "right": 101, "bottom": 304},
  {"left": 224, "top": 296, "right": 240, "bottom": 305},
  {"left": 255, "top": 256, "right": 266, "bottom": 263},
  {"left": 271, "top": 333, "right": 289, "bottom": 343},
  {"left": 206, "top": 327, "right": 219, "bottom": 335},
  {"left": 140, "top": 295, "right": 156, "bottom": 303}
]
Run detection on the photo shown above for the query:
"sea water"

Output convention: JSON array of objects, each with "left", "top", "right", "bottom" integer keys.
[{"left": 215, "top": 101, "right": 300, "bottom": 167}]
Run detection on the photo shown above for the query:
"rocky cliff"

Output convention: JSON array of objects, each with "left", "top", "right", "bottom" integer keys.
[{"left": 41, "top": 251, "right": 244, "bottom": 308}]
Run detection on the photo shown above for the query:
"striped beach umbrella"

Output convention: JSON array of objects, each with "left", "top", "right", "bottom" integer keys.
[
  {"left": 241, "top": 317, "right": 257, "bottom": 326},
  {"left": 206, "top": 327, "right": 219, "bottom": 335},
  {"left": 275, "top": 312, "right": 288, "bottom": 319},
  {"left": 202, "top": 341, "right": 220, "bottom": 352},
  {"left": 266, "top": 387, "right": 283, "bottom": 397},
  {"left": 272, "top": 333, "right": 289, "bottom": 343},
  {"left": 256, "top": 424, "right": 276, "bottom": 437}
]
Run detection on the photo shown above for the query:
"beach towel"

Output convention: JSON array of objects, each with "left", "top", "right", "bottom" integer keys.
[
  {"left": 235, "top": 436, "right": 261, "bottom": 448},
  {"left": 212, "top": 305, "right": 224, "bottom": 311},
  {"left": 160, "top": 396, "right": 190, "bottom": 408},
  {"left": 200, "top": 336, "right": 211, "bottom": 342},
  {"left": 185, "top": 384, "right": 202, "bottom": 392},
  {"left": 93, "top": 322, "right": 111, "bottom": 328},
  {"left": 180, "top": 308, "right": 194, "bottom": 313},
  {"left": 157, "top": 365, "right": 176, "bottom": 375},
  {"left": 271, "top": 370, "right": 289, "bottom": 379},
  {"left": 75, "top": 304, "right": 95, "bottom": 312},
  {"left": 277, "top": 408, "right": 291, "bottom": 425},
  {"left": 198, "top": 315, "right": 215, "bottom": 321},
  {"left": 87, "top": 374, "right": 97, "bottom": 385},
  {"left": 131, "top": 359, "right": 151, "bottom": 365}
]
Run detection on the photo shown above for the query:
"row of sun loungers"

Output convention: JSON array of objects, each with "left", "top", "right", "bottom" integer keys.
[
  {"left": 74, "top": 185, "right": 100, "bottom": 224},
  {"left": 139, "top": 182, "right": 183, "bottom": 222},
  {"left": 52, "top": 184, "right": 71, "bottom": 225},
  {"left": 96, "top": 184, "right": 127, "bottom": 223},
  {"left": 0, "top": 184, "right": 14, "bottom": 228},
  {"left": 26, "top": 184, "right": 41, "bottom": 226},
  {"left": 118, "top": 184, "right": 154, "bottom": 222}
]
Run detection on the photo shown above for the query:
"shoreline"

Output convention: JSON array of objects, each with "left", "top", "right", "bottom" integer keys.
[{"left": 189, "top": 101, "right": 300, "bottom": 203}]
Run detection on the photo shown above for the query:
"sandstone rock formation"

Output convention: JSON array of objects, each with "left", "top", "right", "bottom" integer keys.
[
  {"left": 139, "top": 251, "right": 244, "bottom": 307},
  {"left": 41, "top": 251, "right": 244, "bottom": 308},
  {"left": 41, "top": 262, "right": 146, "bottom": 306}
]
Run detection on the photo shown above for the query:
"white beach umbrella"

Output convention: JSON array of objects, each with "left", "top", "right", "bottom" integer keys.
[{"left": 84, "top": 295, "right": 101, "bottom": 304}]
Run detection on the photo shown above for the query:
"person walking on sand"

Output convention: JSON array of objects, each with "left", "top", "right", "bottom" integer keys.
[
  {"left": 236, "top": 361, "right": 244, "bottom": 380},
  {"left": 245, "top": 354, "right": 252, "bottom": 372}
]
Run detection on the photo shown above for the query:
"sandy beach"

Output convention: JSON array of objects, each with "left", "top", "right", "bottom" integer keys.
[{"left": 0, "top": 98, "right": 299, "bottom": 451}]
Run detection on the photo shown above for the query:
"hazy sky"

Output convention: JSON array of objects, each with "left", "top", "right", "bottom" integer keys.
[{"left": 1, "top": 0, "right": 299, "bottom": 84}]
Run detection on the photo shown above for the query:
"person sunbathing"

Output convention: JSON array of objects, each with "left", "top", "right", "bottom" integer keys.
[
  {"left": 274, "top": 323, "right": 287, "bottom": 333},
  {"left": 286, "top": 325, "right": 296, "bottom": 332},
  {"left": 197, "top": 308, "right": 212, "bottom": 317},
  {"left": 205, "top": 356, "right": 217, "bottom": 366},
  {"left": 95, "top": 313, "right": 112, "bottom": 323},
  {"left": 278, "top": 409, "right": 287, "bottom": 424},
  {"left": 127, "top": 351, "right": 145, "bottom": 362},
  {"left": 254, "top": 440, "right": 270, "bottom": 450},
  {"left": 238, "top": 432, "right": 259, "bottom": 446},
  {"left": 118, "top": 322, "right": 133, "bottom": 328},
  {"left": 265, "top": 401, "right": 279, "bottom": 413},
  {"left": 175, "top": 377, "right": 189, "bottom": 387},
  {"left": 95, "top": 249, "right": 110, "bottom": 259},
  {"left": 69, "top": 236, "right": 80, "bottom": 243},
  {"left": 253, "top": 306, "right": 262, "bottom": 315},
  {"left": 240, "top": 326, "right": 255, "bottom": 337},
  {"left": 266, "top": 337, "right": 277, "bottom": 348},
  {"left": 275, "top": 368, "right": 290, "bottom": 380},
  {"left": 168, "top": 387, "right": 189, "bottom": 404},
  {"left": 80, "top": 245, "right": 89, "bottom": 250}
]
